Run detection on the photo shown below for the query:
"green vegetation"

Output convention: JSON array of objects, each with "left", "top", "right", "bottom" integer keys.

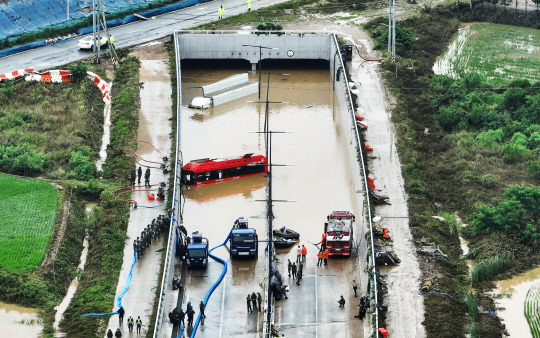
[
  {"left": 0, "top": 175, "right": 58, "bottom": 272},
  {"left": 437, "top": 23, "right": 540, "bottom": 85},
  {"left": 525, "top": 284, "right": 540, "bottom": 337},
  {"left": 471, "top": 252, "right": 514, "bottom": 286}
]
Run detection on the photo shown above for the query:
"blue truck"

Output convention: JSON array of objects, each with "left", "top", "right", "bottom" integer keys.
[
  {"left": 186, "top": 232, "right": 209, "bottom": 268},
  {"left": 229, "top": 217, "right": 258, "bottom": 258}
]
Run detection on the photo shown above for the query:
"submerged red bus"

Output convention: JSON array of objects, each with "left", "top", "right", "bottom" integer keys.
[{"left": 181, "top": 153, "right": 268, "bottom": 186}]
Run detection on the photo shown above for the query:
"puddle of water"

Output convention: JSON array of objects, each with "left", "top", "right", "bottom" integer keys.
[
  {"left": 458, "top": 236, "right": 473, "bottom": 269},
  {"left": 493, "top": 265, "right": 540, "bottom": 338},
  {"left": 95, "top": 99, "right": 112, "bottom": 172},
  {"left": 53, "top": 236, "right": 90, "bottom": 334},
  {"left": 0, "top": 302, "right": 41, "bottom": 337}
]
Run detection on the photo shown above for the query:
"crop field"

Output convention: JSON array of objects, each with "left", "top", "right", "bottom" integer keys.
[
  {"left": 0, "top": 174, "right": 58, "bottom": 273},
  {"left": 525, "top": 283, "right": 540, "bottom": 337},
  {"left": 434, "top": 23, "right": 540, "bottom": 85}
]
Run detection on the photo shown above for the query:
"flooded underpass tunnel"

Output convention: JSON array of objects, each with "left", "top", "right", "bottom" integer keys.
[{"left": 174, "top": 56, "right": 371, "bottom": 338}]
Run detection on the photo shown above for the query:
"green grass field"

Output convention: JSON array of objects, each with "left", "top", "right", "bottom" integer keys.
[
  {"left": 0, "top": 174, "right": 58, "bottom": 273},
  {"left": 525, "top": 284, "right": 540, "bottom": 337},
  {"left": 435, "top": 23, "right": 540, "bottom": 85}
]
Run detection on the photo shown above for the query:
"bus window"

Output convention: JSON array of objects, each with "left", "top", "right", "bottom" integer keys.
[{"left": 218, "top": 170, "right": 223, "bottom": 179}]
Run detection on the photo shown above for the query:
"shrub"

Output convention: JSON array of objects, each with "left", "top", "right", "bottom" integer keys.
[
  {"left": 528, "top": 132, "right": 540, "bottom": 150},
  {"left": 69, "top": 150, "right": 96, "bottom": 180},
  {"left": 502, "top": 143, "right": 529, "bottom": 164},
  {"left": 68, "top": 63, "right": 88, "bottom": 83},
  {"left": 471, "top": 252, "right": 514, "bottom": 286},
  {"left": 476, "top": 129, "right": 503, "bottom": 148},
  {"left": 0, "top": 144, "right": 50, "bottom": 176}
]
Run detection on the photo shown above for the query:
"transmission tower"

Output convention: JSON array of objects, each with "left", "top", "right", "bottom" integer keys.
[{"left": 92, "top": 0, "right": 119, "bottom": 67}]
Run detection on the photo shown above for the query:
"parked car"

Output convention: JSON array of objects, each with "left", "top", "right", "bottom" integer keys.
[{"left": 78, "top": 35, "right": 115, "bottom": 50}]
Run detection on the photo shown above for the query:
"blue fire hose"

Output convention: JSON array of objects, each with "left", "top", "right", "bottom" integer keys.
[{"left": 178, "top": 228, "right": 232, "bottom": 338}]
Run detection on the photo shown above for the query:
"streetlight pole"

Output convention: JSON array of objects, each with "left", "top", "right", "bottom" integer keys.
[{"left": 242, "top": 44, "right": 279, "bottom": 99}]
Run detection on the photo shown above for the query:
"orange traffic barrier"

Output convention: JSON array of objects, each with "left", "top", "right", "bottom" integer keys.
[
  {"left": 378, "top": 327, "right": 389, "bottom": 338},
  {"left": 364, "top": 143, "right": 373, "bottom": 151},
  {"left": 357, "top": 121, "right": 368, "bottom": 129},
  {"left": 355, "top": 113, "right": 364, "bottom": 121}
]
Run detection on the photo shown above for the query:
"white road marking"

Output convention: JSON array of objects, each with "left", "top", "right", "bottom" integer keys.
[
  {"left": 315, "top": 272, "right": 318, "bottom": 338},
  {"left": 218, "top": 275, "right": 226, "bottom": 338}
]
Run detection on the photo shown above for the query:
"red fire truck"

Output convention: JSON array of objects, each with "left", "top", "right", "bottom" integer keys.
[{"left": 324, "top": 211, "right": 355, "bottom": 256}]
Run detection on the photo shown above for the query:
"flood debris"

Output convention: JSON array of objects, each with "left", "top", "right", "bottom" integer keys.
[
  {"left": 369, "top": 191, "right": 391, "bottom": 205},
  {"left": 421, "top": 279, "right": 433, "bottom": 292},
  {"left": 416, "top": 244, "right": 449, "bottom": 260},
  {"left": 375, "top": 246, "right": 401, "bottom": 266}
]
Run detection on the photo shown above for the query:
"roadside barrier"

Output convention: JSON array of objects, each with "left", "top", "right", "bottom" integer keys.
[
  {"left": 185, "top": 228, "right": 232, "bottom": 338},
  {"left": 0, "top": 68, "right": 34, "bottom": 82}
]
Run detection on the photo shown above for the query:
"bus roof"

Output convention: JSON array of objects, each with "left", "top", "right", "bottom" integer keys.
[{"left": 183, "top": 154, "right": 267, "bottom": 173}]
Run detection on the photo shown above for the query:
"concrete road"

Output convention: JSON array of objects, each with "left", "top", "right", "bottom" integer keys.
[{"left": 0, "top": 0, "right": 286, "bottom": 74}]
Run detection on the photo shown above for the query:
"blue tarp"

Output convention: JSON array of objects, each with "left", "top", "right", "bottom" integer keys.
[{"left": 0, "top": 0, "right": 198, "bottom": 40}]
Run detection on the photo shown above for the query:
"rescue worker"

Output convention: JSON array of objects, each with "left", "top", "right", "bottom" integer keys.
[
  {"left": 296, "top": 246, "right": 301, "bottom": 263},
  {"left": 107, "top": 329, "right": 113, "bottom": 338},
  {"left": 178, "top": 308, "right": 185, "bottom": 328},
  {"left": 352, "top": 279, "right": 358, "bottom": 297},
  {"left": 130, "top": 169, "right": 136, "bottom": 186},
  {"left": 301, "top": 245, "right": 307, "bottom": 262},
  {"left": 137, "top": 166, "right": 142, "bottom": 184},
  {"left": 136, "top": 316, "right": 142, "bottom": 334},
  {"left": 144, "top": 168, "right": 151, "bottom": 188},
  {"left": 127, "top": 315, "right": 134, "bottom": 333},
  {"left": 251, "top": 292, "right": 258, "bottom": 311},
  {"left": 321, "top": 233, "right": 327, "bottom": 250},
  {"left": 247, "top": 0, "right": 251, "bottom": 11},
  {"left": 199, "top": 301, "right": 206, "bottom": 325},
  {"left": 186, "top": 301, "right": 193, "bottom": 313},
  {"left": 296, "top": 267, "right": 302, "bottom": 285},
  {"left": 187, "top": 306, "right": 195, "bottom": 326},
  {"left": 323, "top": 248, "right": 329, "bottom": 265},
  {"left": 338, "top": 295, "right": 346, "bottom": 307},
  {"left": 133, "top": 239, "right": 139, "bottom": 258},
  {"left": 316, "top": 250, "right": 324, "bottom": 266},
  {"left": 287, "top": 259, "right": 292, "bottom": 277},
  {"left": 246, "top": 294, "right": 252, "bottom": 313},
  {"left": 118, "top": 306, "right": 125, "bottom": 326},
  {"left": 291, "top": 262, "right": 297, "bottom": 279},
  {"left": 115, "top": 328, "right": 122, "bottom": 337},
  {"left": 257, "top": 292, "right": 262, "bottom": 310},
  {"left": 218, "top": 5, "right": 224, "bottom": 19}
]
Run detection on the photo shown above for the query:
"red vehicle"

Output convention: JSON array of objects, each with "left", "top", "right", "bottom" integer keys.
[
  {"left": 181, "top": 153, "right": 267, "bottom": 186},
  {"left": 324, "top": 211, "right": 355, "bottom": 256}
]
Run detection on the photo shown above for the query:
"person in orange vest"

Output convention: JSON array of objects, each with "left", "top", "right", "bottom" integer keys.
[
  {"left": 301, "top": 245, "right": 307, "bottom": 263},
  {"left": 323, "top": 248, "right": 329, "bottom": 265},
  {"left": 321, "top": 233, "right": 327, "bottom": 250},
  {"left": 316, "top": 250, "right": 323, "bottom": 266}
]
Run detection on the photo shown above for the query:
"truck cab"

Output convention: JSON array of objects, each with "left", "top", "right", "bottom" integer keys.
[
  {"left": 186, "top": 232, "right": 209, "bottom": 268},
  {"left": 230, "top": 217, "right": 258, "bottom": 258},
  {"left": 324, "top": 211, "right": 355, "bottom": 256}
]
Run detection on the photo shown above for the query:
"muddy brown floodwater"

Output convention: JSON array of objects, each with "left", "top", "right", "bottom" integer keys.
[
  {"left": 179, "top": 65, "right": 369, "bottom": 337},
  {"left": 0, "top": 302, "right": 41, "bottom": 337}
]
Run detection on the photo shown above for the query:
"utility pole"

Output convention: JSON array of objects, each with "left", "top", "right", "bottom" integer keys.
[
  {"left": 387, "top": 0, "right": 396, "bottom": 63},
  {"left": 92, "top": 0, "right": 119, "bottom": 68},
  {"left": 243, "top": 45, "right": 279, "bottom": 99}
]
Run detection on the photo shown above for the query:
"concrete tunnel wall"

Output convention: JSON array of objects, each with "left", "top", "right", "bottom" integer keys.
[{"left": 175, "top": 31, "right": 335, "bottom": 66}]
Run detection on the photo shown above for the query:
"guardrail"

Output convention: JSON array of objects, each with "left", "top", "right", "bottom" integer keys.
[
  {"left": 331, "top": 32, "right": 379, "bottom": 330},
  {"left": 152, "top": 29, "right": 183, "bottom": 338}
]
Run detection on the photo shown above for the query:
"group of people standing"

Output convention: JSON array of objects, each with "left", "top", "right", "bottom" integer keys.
[
  {"left": 287, "top": 259, "right": 304, "bottom": 285},
  {"left": 246, "top": 292, "right": 262, "bottom": 313},
  {"left": 130, "top": 166, "right": 151, "bottom": 188},
  {"left": 133, "top": 214, "right": 171, "bottom": 259},
  {"left": 169, "top": 301, "right": 205, "bottom": 329},
  {"left": 106, "top": 306, "right": 143, "bottom": 337}
]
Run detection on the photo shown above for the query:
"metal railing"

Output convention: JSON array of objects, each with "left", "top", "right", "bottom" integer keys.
[
  {"left": 331, "top": 32, "right": 379, "bottom": 330},
  {"left": 152, "top": 30, "right": 183, "bottom": 338}
]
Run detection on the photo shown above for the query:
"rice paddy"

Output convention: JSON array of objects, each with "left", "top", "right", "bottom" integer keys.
[
  {"left": 0, "top": 174, "right": 58, "bottom": 273},
  {"left": 434, "top": 23, "right": 540, "bottom": 85},
  {"left": 525, "top": 283, "right": 540, "bottom": 337}
]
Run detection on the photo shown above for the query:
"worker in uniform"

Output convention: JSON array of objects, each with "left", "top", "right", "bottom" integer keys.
[
  {"left": 186, "top": 306, "right": 195, "bottom": 326},
  {"left": 199, "top": 301, "right": 206, "bottom": 325},
  {"left": 257, "top": 292, "right": 262, "bottom": 310},
  {"left": 127, "top": 315, "right": 134, "bottom": 333},
  {"left": 321, "top": 233, "right": 327, "bottom": 250},
  {"left": 296, "top": 246, "right": 301, "bottom": 263},
  {"left": 218, "top": 5, "right": 224, "bottom": 19},
  {"left": 246, "top": 294, "right": 252, "bottom": 313},
  {"left": 352, "top": 280, "right": 358, "bottom": 297},
  {"left": 136, "top": 316, "right": 142, "bottom": 334},
  {"left": 316, "top": 250, "right": 324, "bottom": 266},
  {"left": 323, "top": 248, "right": 329, "bottom": 265},
  {"left": 137, "top": 166, "right": 142, "bottom": 184},
  {"left": 247, "top": 0, "right": 251, "bottom": 11},
  {"left": 107, "top": 329, "right": 113, "bottom": 338},
  {"left": 115, "top": 328, "right": 122, "bottom": 337},
  {"left": 296, "top": 266, "right": 302, "bottom": 285},
  {"left": 133, "top": 239, "right": 139, "bottom": 258},
  {"left": 291, "top": 262, "right": 297, "bottom": 279},
  {"left": 130, "top": 169, "right": 136, "bottom": 186},
  {"left": 144, "top": 168, "right": 151, "bottom": 188},
  {"left": 117, "top": 306, "right": 125, "bottom": 326},
  {"left": 338, "top": 295, "right": 346, "bottom": 307},
  {"left": 178, "top": 308, "right": 185, "bottom": 328},
  {"left": 251, "top": 292, "right": 258, "bottom": 311},
  {"left": 301, "top": 245, "right": 307, "bottom": 262},
  {"left": 287, "top": 259, "right": 292, "bottom": 277}
]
